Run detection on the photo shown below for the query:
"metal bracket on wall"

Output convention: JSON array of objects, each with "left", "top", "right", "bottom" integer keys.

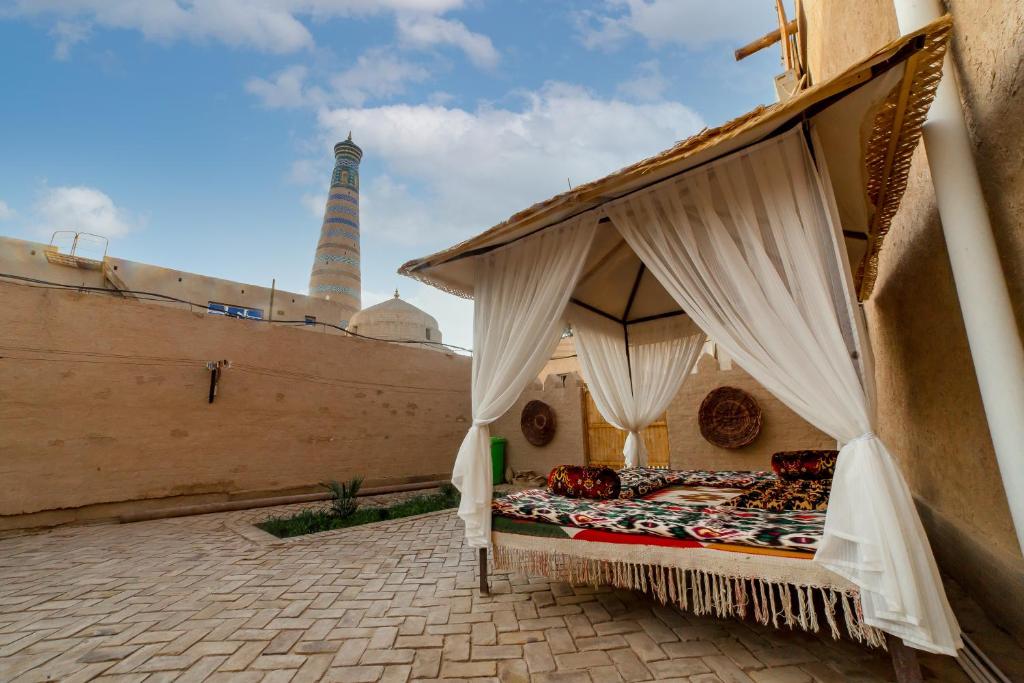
[{"left": 206, "top": 360, "right": 231, "bottom": 404}]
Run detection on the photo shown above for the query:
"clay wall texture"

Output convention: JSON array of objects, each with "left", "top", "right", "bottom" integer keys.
[
  {"left": 665, "top": 354, "right": 835, "bottom": 471},
  {"left": 494, "top": 355, "right": 834, "bottom": 478},
  {"left": 802, "top": 0, "right": 1024, "bottom": 642},
  {"left": 0, "top": 235, "right": 355, "bottom": 332},
  {"left": 492, "top": 373, "right": 588, "bottom": 478},
  {"left": 0, "top": 281, "right": 471, "bottom": 531}
]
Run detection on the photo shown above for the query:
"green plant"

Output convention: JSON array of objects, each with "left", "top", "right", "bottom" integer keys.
[
  {"left": 439, "top": 482, "right": 459, "bottom": 500},
  {"left": 256, "top": 485, "right": 463, "bottom": 539},
  {"left": 321, "top": 477, "right": 363, "bottom": 518}
]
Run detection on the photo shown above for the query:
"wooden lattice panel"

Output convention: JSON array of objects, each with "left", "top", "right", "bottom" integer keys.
[{"left": 583, "top": 387, "right": 670, "bottom": 469}]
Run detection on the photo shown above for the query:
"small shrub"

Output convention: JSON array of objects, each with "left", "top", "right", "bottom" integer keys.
[{"left": 321, "top": 477, "right": 362, "bottom": 518}]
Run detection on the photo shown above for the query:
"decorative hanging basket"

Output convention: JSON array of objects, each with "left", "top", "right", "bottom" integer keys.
[
  {"left": 698, "top": 387, "right": 762, "bottom": 449},
  {"left": 521, "top": 400, "right": 556, "bottom": 446}
]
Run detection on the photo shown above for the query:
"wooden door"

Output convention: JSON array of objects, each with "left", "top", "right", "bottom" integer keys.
[{"left": 582, "top": 387, "right": 670, "bottom": 468}]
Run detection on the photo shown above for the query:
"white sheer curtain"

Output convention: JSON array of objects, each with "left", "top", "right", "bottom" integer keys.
[
  {"left": 453, "top": 218, "right": 596, "bottom": 548},
  {"left": 610, "top": 129, "right": 961, "bottom": 655},
  {"left": 569, "top": 304, "right": 705, "bottom": 467}
]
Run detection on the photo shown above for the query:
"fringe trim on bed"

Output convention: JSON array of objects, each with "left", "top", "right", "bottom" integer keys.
[{"left": 492, "top": 544, "right": 887, "bottom": 649}]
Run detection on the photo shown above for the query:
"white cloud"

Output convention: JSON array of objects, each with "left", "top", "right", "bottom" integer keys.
[
  {"left": 0, "top": 200, "right": 14, "bottom": 221},
  {"left": 246, "top": 65, "right": 323, "bottom": 108},
  {"left": 617, "top": 59, "right": 667, "bottom": 101},
  {"left": 11, "top": 0, "right": 315, "bottom": 54},
  {"left": 50, "top": 20, "right": 91, "bottom": 60},
  {"left": 9, "top": 1, "right": 488, "bottom": 59},
  {"left": 330, "top": 49, "right": 431, "bottom": 106},
  {"left": 577, "top": 0, "right": 789, "bottom": 52},
  {"left": 34, "top": 186, "right": 139, "bottom": 238},
  {"left": 318, "top": 81, "right": 704, "bottom": 247},
  {"left": 300, "top": 192, "right": 325, "bottom": 218},
  {"left": 248, "top": 51, "right": 431, "bottom": 110},
  {"left": 289, "top": 157, "right": 325, "bottom": 185},
  {"left": 396, "top": 14, "right": 498, "bottom": 68}
]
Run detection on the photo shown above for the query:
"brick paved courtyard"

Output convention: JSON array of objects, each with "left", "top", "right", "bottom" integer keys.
[{"left": 0, "top": 505, "right": 967, "bottom": 682}]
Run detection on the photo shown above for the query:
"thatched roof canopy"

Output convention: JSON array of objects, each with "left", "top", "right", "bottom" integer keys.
[{"left": 400, "top": 16, "right": 951, "bottom": 302}]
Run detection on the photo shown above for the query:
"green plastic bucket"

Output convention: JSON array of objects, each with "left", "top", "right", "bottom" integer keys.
[{"left": 490, "top": 436, "right": 507, "bottom": 485}]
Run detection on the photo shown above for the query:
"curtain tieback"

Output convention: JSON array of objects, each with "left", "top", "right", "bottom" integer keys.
[{"left": 848, "top": 431, "right": 877, "bottom": 445}]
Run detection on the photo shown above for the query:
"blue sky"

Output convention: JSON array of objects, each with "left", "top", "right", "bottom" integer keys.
[{"left": 0, "top": 0, "right": 793, "bottom": 348}]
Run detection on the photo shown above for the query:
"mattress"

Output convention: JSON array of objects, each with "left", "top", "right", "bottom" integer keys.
[{"left": 492, "top": 485, "right": 823, "bottom": 554}]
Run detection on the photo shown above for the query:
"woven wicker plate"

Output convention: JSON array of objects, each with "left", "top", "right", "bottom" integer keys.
[
  {"left": 521, "top": 400, "right": 556, "bottom": 446},
  {"left": 698, "top": 386, "right": 762, "bottom": 449}
]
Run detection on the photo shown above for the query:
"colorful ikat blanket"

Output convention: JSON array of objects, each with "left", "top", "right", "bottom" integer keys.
[{"left": 492, "top": 488, "right": 823, "bottom": 552}]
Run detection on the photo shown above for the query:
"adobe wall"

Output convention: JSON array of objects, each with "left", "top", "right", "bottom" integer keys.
[
  {"left": 802, "top": 0, "right": 1024, "bottom": 642},
  {"left": 491, "top": 372, "right": 587, "bottom": 478},
  {"left": 0, "top": 281, "right": 471, "bottom": 531},
  {"left": 666, "top": 354, "right": 835, "bottom": 471},
  {"left": 0, "top": 235, "right": 356, "bottom": 330}
]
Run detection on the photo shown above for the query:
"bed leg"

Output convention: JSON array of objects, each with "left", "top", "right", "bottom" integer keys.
[
  {"left": 479, "top": 547, "right": 489, "bottom": 595},
  {"left": 886, "top": 634, "right": 923, "bottom": 683}
]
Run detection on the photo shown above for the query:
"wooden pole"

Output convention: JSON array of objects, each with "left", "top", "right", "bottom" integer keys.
[
  {"left": 886, "top": 634, "right": 924, "bottom": 683},
  {"left": 479, "top": 547, "right": 489, "bottom": 595},
  {"left": 734, "top": 19, "right": 797, "bottom": 61},
  {"left": 775, "top": 0, "right": 793, "bottom": 69},
  {"left": 268, "top": 278, "right": 276, "bottom": 322}
]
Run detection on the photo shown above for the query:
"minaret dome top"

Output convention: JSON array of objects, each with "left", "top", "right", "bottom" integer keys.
[{"left": 333, "top": 132, "right": 363, "bottom": 163}]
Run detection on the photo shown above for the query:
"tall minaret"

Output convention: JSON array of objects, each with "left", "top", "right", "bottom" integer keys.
[{"left": 309, "top": 132, "right": 362, "bottom": 322}]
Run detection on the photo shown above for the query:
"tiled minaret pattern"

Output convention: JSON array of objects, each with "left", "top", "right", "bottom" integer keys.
[{"left": 309, "top": 133, "right": 362, "bottom": 322}]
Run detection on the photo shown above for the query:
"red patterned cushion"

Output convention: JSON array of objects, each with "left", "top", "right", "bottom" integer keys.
[
  {"left": 547, "top": 465, "right": 621, "bottom": 500},
  {"left": 771, "top": 450, "right": 839, "bottom": 481}
]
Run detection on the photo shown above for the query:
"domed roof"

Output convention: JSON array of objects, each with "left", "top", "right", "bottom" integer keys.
[
  {"left": 349, "top": 290, "right": 439, "bottom": 330},
  {"left": 333, "top": 132, "right": 363, "bottom": 162}
]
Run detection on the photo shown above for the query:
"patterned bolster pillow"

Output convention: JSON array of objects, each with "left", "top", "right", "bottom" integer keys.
[
  {"left": 547, "top": 465, "right": 622, "bottom": 500},
  {"left": 771, "top": 450, "right": 839, "bottom": 481}
]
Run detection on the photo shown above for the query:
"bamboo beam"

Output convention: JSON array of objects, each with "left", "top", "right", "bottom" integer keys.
[{"left": 734, "top": 19, "right": 797, "bottom": 61}]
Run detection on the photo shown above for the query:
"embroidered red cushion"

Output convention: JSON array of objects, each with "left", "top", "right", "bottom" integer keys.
[
  {"left": 547, "top": 465, "right": 621, "bottom": 500},
  {"left": 771, "top": 450, "right": 839, "bottom": 481}
]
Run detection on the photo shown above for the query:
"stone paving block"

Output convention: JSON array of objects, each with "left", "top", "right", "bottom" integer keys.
[
  {"left": 646, "top": 656, "right": 711, "bottom": 678},
  {"left": 608, "top": 647, "right": 653, "bottom": 682},
  {"left": 324, "top": 664, "right": 384, "bottom": 682},
  {"left": 221, "top": 641, "right": 268, "bottom": 671},
  {"left": 471, "top": 621, "right": 497, "bottom": 646},
  {"left": 703, "top": 655, "right": 757, "bottom": 683},
  {"left": 412, "top": 647, "right": 442, "bottom": 678},
  {"left": 554, "top": 650, "right": 612, "bottom": 670},
  {"left": 444, "top": 633, "right": 470, "bottom": 662},
  {"left": 524, "top": 640, "right": 556, "bottom": 673},
  {"left": 750, "top": 665, "right": 813, "bottom": 683},
  {"left": 545, "top": 627, "right": 576, "bottom": 655},
  {"left": 533, "top": 670, "right": 593, "bottom": 683},
  {"left": 361, "top": 647, "right": 414, "bottom": 665},
  {"left": 442, "top": 658, "right": 498, "bottom": 677},
  {"left": 624, "top": 632, "right": 667, "bottom": 662}
]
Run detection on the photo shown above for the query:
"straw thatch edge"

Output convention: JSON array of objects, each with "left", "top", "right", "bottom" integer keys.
[{"left": 857, "top": 22, "right": 950, "bottom": 299}]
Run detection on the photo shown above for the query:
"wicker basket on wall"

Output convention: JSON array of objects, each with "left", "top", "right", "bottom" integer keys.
[
  {"left": 698, "top": 386, "right": 762, "bottom": 449},
  {"left": 521, "top": 400, "right": 556, "bottom": 447}
]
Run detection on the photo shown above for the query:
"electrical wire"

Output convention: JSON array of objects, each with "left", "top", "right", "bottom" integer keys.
[
  {"left": 0, "top": 272, "right": 473, "bottom": 354},
  {"left": 0, "top": 345, "right": 468, "bottom": 394}
]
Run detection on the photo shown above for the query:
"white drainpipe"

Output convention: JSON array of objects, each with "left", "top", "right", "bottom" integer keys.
[{"left": 893, "top": 0, "right": 1024, "bottom": 552}]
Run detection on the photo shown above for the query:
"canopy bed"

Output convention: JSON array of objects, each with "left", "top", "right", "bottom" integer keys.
[{"left": 398, "top": 15, "right": 961, "bottom": 677}]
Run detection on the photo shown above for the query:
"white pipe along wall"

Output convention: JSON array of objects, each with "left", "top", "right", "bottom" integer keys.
[{"left": 893, "top": 0, "right": 1024, "bottom": 553}]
